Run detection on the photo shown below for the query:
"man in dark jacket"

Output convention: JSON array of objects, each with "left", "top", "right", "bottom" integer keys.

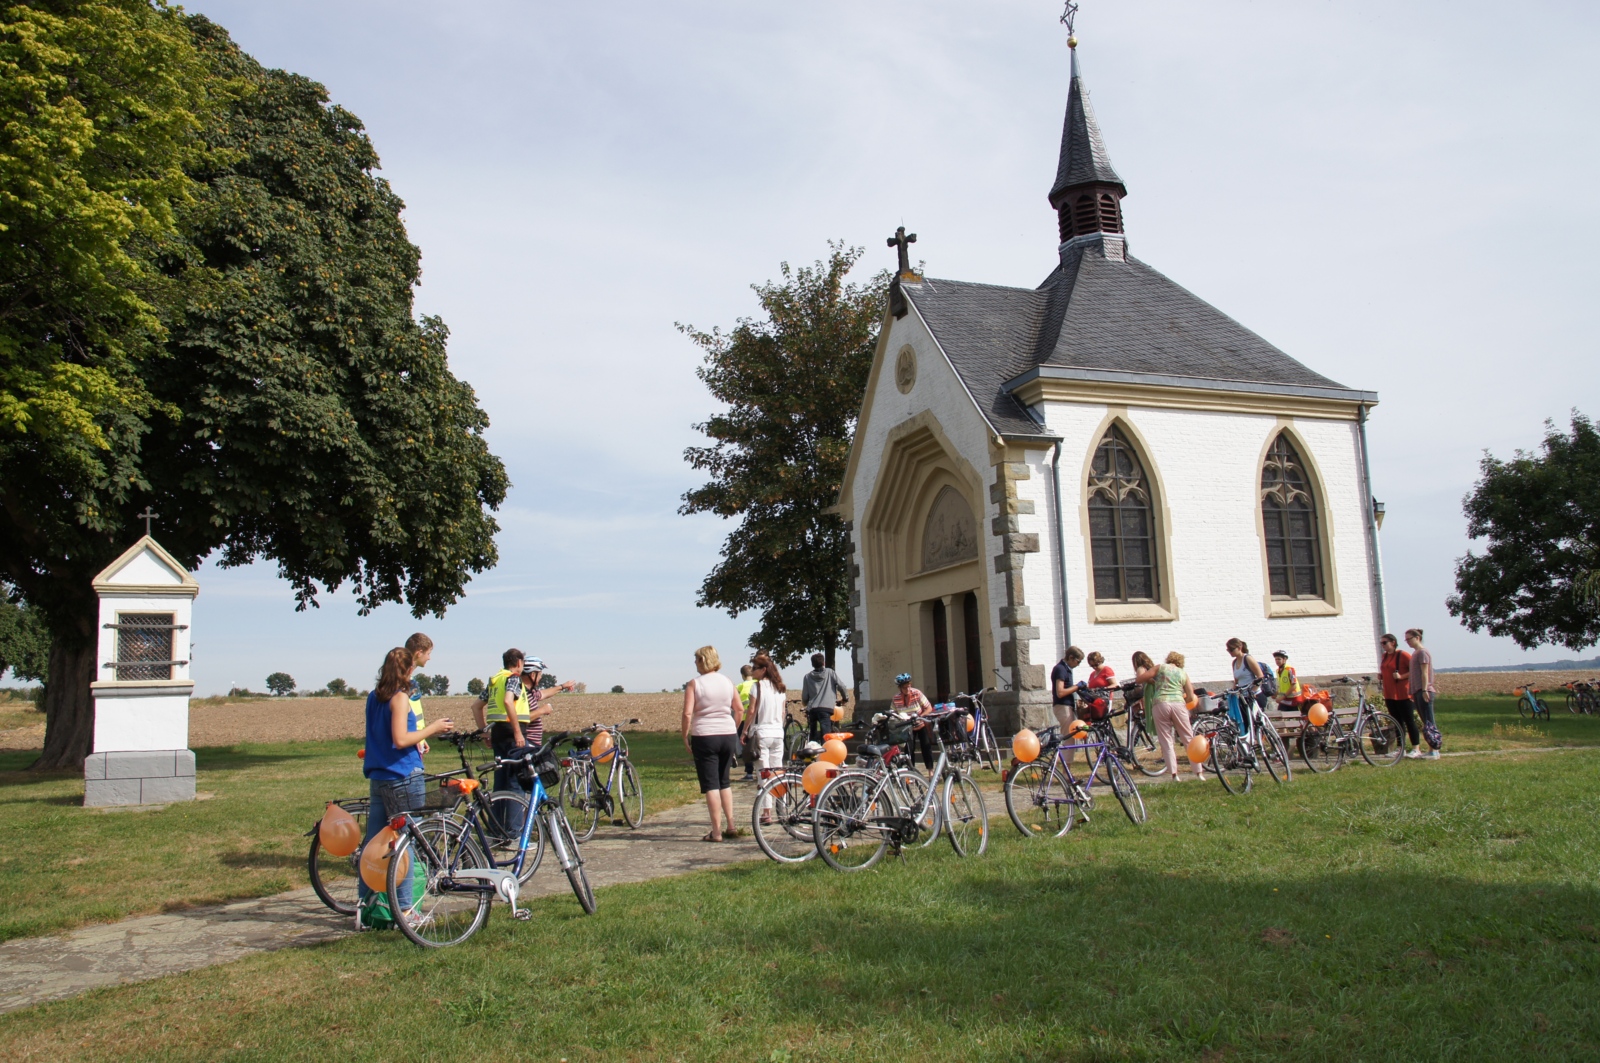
[{"left": 801, "top": 653, "right": 849, "bottom": 742}]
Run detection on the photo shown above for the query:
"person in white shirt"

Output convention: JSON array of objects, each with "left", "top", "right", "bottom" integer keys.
[{"left": 748, "top": 652, "right": 788, "bottom": 824}]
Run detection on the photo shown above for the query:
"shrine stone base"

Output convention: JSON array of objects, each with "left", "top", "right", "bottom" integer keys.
[{"left": 84, "top": 750, "right": 196, "bottom": 807}]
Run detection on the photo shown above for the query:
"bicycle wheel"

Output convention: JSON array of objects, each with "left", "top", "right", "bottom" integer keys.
[
  {"left": 891, "top": 768, "right": 943, "bottom": 847},
  {"left": 813, "top": 773, "right": 888, "bottom": 872},
  {"left": 752, "top": 773, "right": 817, "bottom": 863},
  {"left": 616, "top": 758, "right": 644, "bottom": 827},
  {"left": 485, "top": 791, "right": 543, "bottom": 883},
  {"left": 1192, "top": 715, "right": 1227, "bottom": 774},
  {"left": 1257, "top": 722, "right": 1292, "bottom": 784},
  {"left": 549, "top": 810, "right": 596, "bottom": 915},
  {"left": 1102, "top": 754, "right": 1147, "bottom": 825},
  {"left": 1005, "top": 759, "right": 1076, "bottom": 838},
  {"left": 1299, "top": 723, "right": 1343, "bottom": 773},
  {"left": 563, "top": 766, "right": 602, "bottom": 842},
  {"left": 307, "top": 806, "right": 367, "bottom": 915},
  {"left": 390, "top": 816, "right": 492, "bottom": 948},
  {"left": 1125, "top": 709, "right": 1168, "bottom": 777},
  {"left": 1209, "top": 728, "right": 1252, "bottom": 795},
  {"left": 944, "top": 773, "right": 989, "bottom": 857},
  {"left": 1358, "top": 712, "right": 1404, "bottom": 767},
  {"left": 783, "top": 719, "right": 806, "bottom": 760}
]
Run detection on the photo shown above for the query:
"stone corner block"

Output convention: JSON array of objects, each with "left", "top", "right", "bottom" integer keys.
[
  {"left": 104, "top": 751, "right": 178, "bottom": 780},
  {"left": 141, "top": 774, "right": 196, "bottom": 805},
  {"left": 176, "top": 749, "right": 196, "bottom": 777},
  {"left": 998, "top": 605, "right": 1032, "bottom": 627},
  {"left": 994, "top": 553, "right": 1026, "bottom": 573},
  {"left": 1018, "top": 664, "right": 1047, "bottom": 690},
  {"left": 84, "top": 778, "right": 142, "bottom": 807},
  {"left": 1002, "top": 533, "right": 1040, "bottom": 554},
  {"left": 84, "top": 753, "right": 108, "bottom": 781}
]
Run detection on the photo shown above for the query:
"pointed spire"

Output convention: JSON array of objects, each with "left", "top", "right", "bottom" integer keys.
[{"left": 1047, "top": 42, "right": 1127, "bottom": 243}]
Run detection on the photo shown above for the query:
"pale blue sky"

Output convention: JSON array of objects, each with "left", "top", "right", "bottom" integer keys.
[{"left": 61, "top": 0, "right": 1599, "bottom": 694}]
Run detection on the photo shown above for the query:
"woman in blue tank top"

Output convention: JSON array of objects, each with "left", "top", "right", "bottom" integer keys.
[{"left": 358, "top": 646, "right": 453, "bottom": 910}]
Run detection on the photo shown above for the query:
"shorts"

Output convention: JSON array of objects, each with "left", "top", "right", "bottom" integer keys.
[{"left": 690, "top": 733, "right": 739, "bottom": 793}]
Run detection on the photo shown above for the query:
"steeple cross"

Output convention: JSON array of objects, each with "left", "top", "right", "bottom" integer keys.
[
  {"left": 137, "top": 506, "right": 160, "bottom": 537},
  {"left": 887, "top": 226, "right": 917, "bottom": 276}
]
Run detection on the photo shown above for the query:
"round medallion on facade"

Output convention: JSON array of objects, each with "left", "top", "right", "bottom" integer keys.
[{"left": 894, "top": 346, "right": 917, "bottom": 393}]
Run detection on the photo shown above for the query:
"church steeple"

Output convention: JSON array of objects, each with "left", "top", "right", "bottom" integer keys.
[{"left": 1047, "top": 42, "right": 1126, "bottom": 244}]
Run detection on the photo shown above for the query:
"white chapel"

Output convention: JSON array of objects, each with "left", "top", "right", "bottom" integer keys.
[{"left": 839, "top": 44, "right": 1387, "bottom": 730}]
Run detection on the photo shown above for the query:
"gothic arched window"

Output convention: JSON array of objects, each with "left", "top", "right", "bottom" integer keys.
[
  {"left": 1087, "top": 425, "right": 1159, "bottom": 602},
  {"left": 1261, "top": 432, "right": 1324, "bottom": 599}
]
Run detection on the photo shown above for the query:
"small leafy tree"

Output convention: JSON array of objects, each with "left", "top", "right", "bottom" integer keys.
[
  {"left": 610, "top": 685, "right": 624, "bottom": 694},
  {"left": 1448, "top": 413, "right": 1600, "bottom": 650},
  {"left": 679, "top": 245, "right": 887, "bottom": 667},
  {"left": 325, "top": 678, "right": 350, "bottom": 696},
  {"left": 427, "top": 675, "right": 450, "bottom": 696},
  {"left": 0, "top": 597, "right": 50, "bottom": 683},
  {"left": 265, "top": 672, "right": 295, "bottom": 696},
  {"left": 539, "top": 673, "right": 557, "bottom": 690},
  {"left": 466, "top": 677, "right": 485, "bottom": 698}
]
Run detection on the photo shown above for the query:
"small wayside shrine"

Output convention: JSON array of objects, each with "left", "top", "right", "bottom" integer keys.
[
  {"left": 839, "top": 24, "right": 1387, "bottom": 731},
  {"left": 84, "top": 528, "right": 199, "bottom": 806}
]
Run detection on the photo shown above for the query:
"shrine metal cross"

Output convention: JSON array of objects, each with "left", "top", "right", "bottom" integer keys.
[
  {"left": 887, "top": 226, "right": 917, "bottom": 275},
  {"left": 138, "top": 506, "right": 160, "bottom": 537}
]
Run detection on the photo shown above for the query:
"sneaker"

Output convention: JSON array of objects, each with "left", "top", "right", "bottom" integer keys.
[
  {"left": 740, "top": 772, "right": 756, "bottom": 782},
  {"left": 1404, "top": 749, "right": 1423, "bottom": 759},
  {"left": 1427, "top": 750, "right": 1441, "bottom": 760}
]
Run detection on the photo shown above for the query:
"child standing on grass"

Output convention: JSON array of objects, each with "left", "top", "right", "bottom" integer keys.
[
  {"left": 1405, "top": 629, "right": 1440, "bottom": 758},
  {"left": 737, "top": 664, "right": 758, "bottom": 782}
]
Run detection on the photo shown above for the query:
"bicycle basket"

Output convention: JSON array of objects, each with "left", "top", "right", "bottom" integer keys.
[
  {"left": 532, "top": 755, "right": 561, "bottom": 789},
  {"left": 418, "top": 781, "right": 459, "bottom": 811},
  {"left": 880, "top": 716, "right": 914, "bottom": 746},
  {"left": 936, "top": 710, "right": 971, "bottom": 746}
]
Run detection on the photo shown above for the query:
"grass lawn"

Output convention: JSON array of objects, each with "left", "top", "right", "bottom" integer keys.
[
  {"left": 0, "top": 731, "right": 701, "bottom": 942},
  {"left": 1431, "top": 695, "right": 1600, "bottom": 751},
  {"left": 3, "top": 749, "right": 1599, "bottom": 1060}
]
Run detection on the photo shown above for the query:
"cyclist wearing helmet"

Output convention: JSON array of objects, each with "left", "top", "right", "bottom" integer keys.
[
  {"left": 519, "top": 655, "right": 577, "bottom": 751},
  {"left": 891, "top": 673, "right": 936, "bottom": 771}
]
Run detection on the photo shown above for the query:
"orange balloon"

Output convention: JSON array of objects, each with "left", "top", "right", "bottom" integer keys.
[
  {"left": 1185, "top": 696, "right": 1198, "bottom": 711},
  {"left": 1307, "top": 703, "right": 1331, "bottom": 727},
  {"left": 801, "top": 760, "right": 834, "bottom": 796},
  {"left": 1012, "top": 729, "right": 1041, "bottom": 764},
  {"left": 591, "top": 730, "right": 615, "bottom": 763},
  {"left": 1186, "top": 734, "right": 1210, "bottom": 764},
  {"left": 358, "top": 826, "right": 410, "bottom": 893},
  {"left": 318, "top": 802, "right": 360, "bottom": 857},
  {"left": 830, "top": 706, "right": 844, "bottom": 722},
  {"left": 823, "top": 732, "right": 854, "bottom": 742},
  {"left": 820, "top": 739, "right": 848, "bottom": 766},
  {"left": 1067, "top": 721, "right": 1092, "bottom": 742},
  {"left": 964, "top": 714, "right": 975, "bottom": 733}
]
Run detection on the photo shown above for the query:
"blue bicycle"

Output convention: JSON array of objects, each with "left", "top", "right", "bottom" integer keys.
[{"left": 384, "top": 731, "right": 594, "bottom": 948}]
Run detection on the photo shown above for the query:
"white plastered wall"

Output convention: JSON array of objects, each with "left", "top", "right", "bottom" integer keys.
[
  {"left": 846, "top": 307, "right": 1027, "bottom": 701},
  {"left": 1029, "top": 401, "right": 1382, "bottom": 687}
]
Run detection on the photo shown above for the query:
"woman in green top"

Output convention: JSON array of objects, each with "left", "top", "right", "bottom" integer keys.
[{"left": 1133, "top": 650, "right": 1201, "bottom": 780}]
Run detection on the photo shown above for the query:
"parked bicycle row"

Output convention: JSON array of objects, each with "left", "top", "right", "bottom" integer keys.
[{"left": 1514, "top": 677, "right": 1600, "bottom": 720}]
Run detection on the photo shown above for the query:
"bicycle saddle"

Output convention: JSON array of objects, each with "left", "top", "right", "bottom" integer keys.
[{"left": 860, "top": 743, "right": 889, "bottom": 758}]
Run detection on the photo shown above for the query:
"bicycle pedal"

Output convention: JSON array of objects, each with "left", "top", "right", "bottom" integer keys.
[{"left": 512, "top": 907, "right": 531, "bottom": 921}]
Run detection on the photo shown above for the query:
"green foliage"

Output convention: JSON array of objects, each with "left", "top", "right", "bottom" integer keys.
[
  {"left": 465, "top": 676, "right": 484, "bottom": 698},
  {"left": 538, "top": 672, "right": 556, "bottom": 690},
  {"left": 264, "top": 672, "right": 294, "bottom": 696},
  {"left": 414, "top": 673, "right": 448, "bottom": 696},
  {"left": 0, "top": 0, "right": 209, "bottom": 473},
  {"left": 1448, "top": 413, "right": 1600, "bottom": 650},
  {"left": 610, "top": 684, "right": 624, "bottom": 694},
  {"left": 0, "top": 11, "right": 507, "bottom": 766},
  {"left": 679, "top": 244, "right": 887, "bottom": 667},
  {"left": 323, "top": 677, "right": 349, "bottom": 696},
  {"left": 0, "top": 595, "right": 49, "bottom": 681}
]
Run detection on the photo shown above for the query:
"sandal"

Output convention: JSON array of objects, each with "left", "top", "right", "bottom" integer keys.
[{"left": 701, "top": 832, "right": 723, "bottom": 842}]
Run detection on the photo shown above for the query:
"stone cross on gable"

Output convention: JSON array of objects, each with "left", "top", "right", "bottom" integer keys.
[
  {"left": 887, "top": 226, "right": 917, "bottom": 277},
  {"left": 138, "top": 506, "right": 160, "bottom": 537}
]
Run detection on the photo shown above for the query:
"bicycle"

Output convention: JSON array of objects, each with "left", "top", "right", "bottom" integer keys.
[
  {"left": 1091, "top": 684, "right": 1166, "bottom": 778},
  {"left": 1004, "top": 721, "right": 1147, "bottom": 838},
  {"left": 811, "top": 709, "right": 987, "bottom": 871},
  {"left": 560, "top": 722, "right": 644, "bottom": 841},
  {"left": 384, "top": 731, "right": 595, "bottom": 947},
  {"left": 950, "top": 689, "right": 1003, "bottom": 772},
  {"left": 1297, "top": 677, "right": 1405, "bottom": 772},
  {"left": 307, "top": 796, "right": 368, "bottom": 915},
  {"left": 1557, "top": 681, "right": 1594, "bottom": 717},
  {"left": 1519, "top": 685, "right": 1553, "bottom": 721},
  {"left": 1193, "top": 681, "right": 1293, "bottom": 795},
  {"left": 433, "top": 727, "right": 554, "bottom": 884}
]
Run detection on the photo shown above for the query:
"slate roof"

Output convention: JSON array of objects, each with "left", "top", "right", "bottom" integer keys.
[
  {"left": 1048, "top": 52, "right": 1124, "bottom": 205},
  {"left": 902, "top": 235, "right": 1367, "bottom": 440}
]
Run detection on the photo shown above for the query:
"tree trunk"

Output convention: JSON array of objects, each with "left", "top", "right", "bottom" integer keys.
[{"left": 33, "top": 604, "right": 97, "bottom": 771}]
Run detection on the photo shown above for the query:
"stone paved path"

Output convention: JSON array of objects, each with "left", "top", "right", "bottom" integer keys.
[{"left": 0, "top": 790, "right": 765, "bottom": 1015}]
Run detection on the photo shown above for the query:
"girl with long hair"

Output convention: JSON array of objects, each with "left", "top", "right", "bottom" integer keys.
[{"left": 748, "top": 653, "right": 788, "bottom": 825}]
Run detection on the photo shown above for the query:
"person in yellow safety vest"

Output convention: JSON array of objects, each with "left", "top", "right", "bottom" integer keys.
[
  {"left": 1271, "top": 650, "right": 1303, "bottom": 709},
  {"left": 477, "top": 648, "right": 534, "bottom": 796},
  {"left": 736, "top": 664, "right": 758, "bottom": 782},
  {"left": 405, "top": 632, "right": 434, "bottom": 756}
]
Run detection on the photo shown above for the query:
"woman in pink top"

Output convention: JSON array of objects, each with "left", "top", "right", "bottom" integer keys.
[{"left": 682, "top": 644, "right": 744, "bottom": 841}]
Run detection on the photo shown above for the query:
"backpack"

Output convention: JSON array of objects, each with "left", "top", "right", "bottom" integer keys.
[
  {"left": 357, "top": 892, "right": 396, "bottom": 930},
  {"left": 1423, "top": 719, "right": 1442, "bottom": 751}
]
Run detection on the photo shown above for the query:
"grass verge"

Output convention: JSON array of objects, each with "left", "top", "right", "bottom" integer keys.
[
  {"left": 2, "top": 749, "right": 1599, "bottom": 1060},
  {"left": 0, "top": 732, "right": 699, "bottom": 941}
]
